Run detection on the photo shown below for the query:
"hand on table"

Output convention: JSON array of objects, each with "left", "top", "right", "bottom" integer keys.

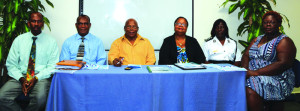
[{"left": 113, "top": 57, "right": 124, "bottom": 67}]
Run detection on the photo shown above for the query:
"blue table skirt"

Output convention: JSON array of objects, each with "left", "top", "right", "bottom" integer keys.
[{"left": 46, "top": 65, "right": 246, "bottom": 111}]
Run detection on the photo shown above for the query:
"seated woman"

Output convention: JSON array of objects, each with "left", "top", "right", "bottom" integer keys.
[
  {"left": 203, "top": 19, "right": 242, "bottom": 66},
  {"left": 158, "top": 17, "right": 205, "bottom": 65},
  {"left": 241, "top": 11, "right": 296, "bottom": 111}
]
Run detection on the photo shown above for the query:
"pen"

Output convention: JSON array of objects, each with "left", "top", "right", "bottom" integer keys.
[{"left": 117, "top": 58, "right": 124, "bottom": 64}]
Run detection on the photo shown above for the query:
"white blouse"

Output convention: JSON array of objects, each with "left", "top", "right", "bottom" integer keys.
[{"left": 203, "top": 36, "right": 242, "bottom": 62}]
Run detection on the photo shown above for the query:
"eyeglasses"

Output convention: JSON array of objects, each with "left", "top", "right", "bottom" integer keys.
[
  {"left": 175, "top": 23, "right": 187, "bottom": 27},
  {"left": 125, "top": 25, "right": 138, "bottom": 29},
  {"left": 77, "top": 22, "right": 90, "bottom": 26}
]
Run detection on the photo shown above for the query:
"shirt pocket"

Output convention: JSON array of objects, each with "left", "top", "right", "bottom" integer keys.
[
  {"left": 209, "top": 49, "right": 220, "bottom": 56},
  {"left": 86, "top": 46, "right": 97, "bottom": 63}
]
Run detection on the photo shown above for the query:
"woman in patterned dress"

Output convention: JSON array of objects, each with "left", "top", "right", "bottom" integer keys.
[
  {"left": 241, "top": 11, "right": 297, "bottom": 111},
  {"left": 159, "top": 17, "right": 206, "bottom": 65}
]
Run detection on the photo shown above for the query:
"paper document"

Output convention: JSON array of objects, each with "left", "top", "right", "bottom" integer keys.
[
  {"left": 128, "top": 64, "right": 142, "bottom": 69},
  {"left": 55, "top": 65, "right": 81, "bottom": 70},
  {"left": 82, "top": 64, "right": 109, "bottom": 70},
  {"left": 147, "top": 66, "right": 172, "bottom": 73}
]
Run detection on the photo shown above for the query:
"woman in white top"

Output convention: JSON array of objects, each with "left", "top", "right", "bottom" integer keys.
[{"left": 203, "top": 19, "right": 241, "bottom": 66}]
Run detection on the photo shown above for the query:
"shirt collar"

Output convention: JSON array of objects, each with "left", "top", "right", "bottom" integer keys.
[
  {"left": 76, "top": 33, "right": 90, "bottom": 40},
  {"left": 213, "top": 36, "right": 229, "bottom": 41},
  {"left": 29, "top": 31, "right": 44, "bottom": 39},
  {"left": 121, "top": 33, "right": 144, "bottom": 41}
]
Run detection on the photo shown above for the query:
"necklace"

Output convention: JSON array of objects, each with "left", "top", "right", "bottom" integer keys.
[{"left": 176, "top": 37, "right": 185, "bottom": 46}]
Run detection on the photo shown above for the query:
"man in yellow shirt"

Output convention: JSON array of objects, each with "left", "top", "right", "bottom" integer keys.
[{"left": 108, "top": 19, "right": 156, "bottom": 66}]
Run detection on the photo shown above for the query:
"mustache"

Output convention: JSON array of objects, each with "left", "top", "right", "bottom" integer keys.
[{"left": 32, "top": 27, "right": 40, "bottom": 29}]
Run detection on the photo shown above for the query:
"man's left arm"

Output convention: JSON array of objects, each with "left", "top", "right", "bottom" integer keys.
[
  {"left": 145, "top": 40, "right": 156, "bottom": 65},
  {"left": 96, "top": 39, "right": 107, "bottom": 65},
  {"left": 35, "top": 41, "right": 59, "bottom": 80}
]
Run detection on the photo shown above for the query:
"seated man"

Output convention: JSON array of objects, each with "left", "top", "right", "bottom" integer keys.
[
  {"left": 60, "top": 15, "right": 106, "bottom": 65},
  {"left": 108, "top": 18, "right": 156, "bottom": 66},
  {"left": 0, "top": 12, "right": 59, "bottom": 110}
]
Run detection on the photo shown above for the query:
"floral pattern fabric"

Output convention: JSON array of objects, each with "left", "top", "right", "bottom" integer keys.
[{"left": 177, "top": 46, "right": 189, "bottom": 63}]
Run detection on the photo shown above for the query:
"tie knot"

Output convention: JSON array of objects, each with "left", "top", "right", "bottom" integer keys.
[
  {"left": 81, "top": 37, "right": 85, "bottom": 42},
  {"left": 32, "top": 37, "right": 37, "bottom": 41}
]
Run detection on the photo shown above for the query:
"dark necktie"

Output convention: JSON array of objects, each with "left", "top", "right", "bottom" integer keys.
[
  {"left": 26, "top": 37, "right": 37, "bottom": 81},
  {"left": 76, "top": 37, "right": 85, "bottom": 61}
]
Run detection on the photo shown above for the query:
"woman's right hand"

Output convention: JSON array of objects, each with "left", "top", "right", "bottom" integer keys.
[
  {"left": 113, "top": 57, "right": 124, "bottom": 67},
  {"left": 246, "top": 70, "right": 259, "bottom": 79}
]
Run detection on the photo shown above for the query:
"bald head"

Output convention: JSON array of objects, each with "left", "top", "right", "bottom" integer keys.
[
  {"left": 29, "top": 12, "right": 43, "bottom": 21},
  {"left": 124, "top": 19, "right": 138, "bottom": 28}
]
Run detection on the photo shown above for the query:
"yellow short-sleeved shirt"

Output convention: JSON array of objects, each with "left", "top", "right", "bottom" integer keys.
[{"left": 108, "top": 34, "right": 156, "bottom": 65}]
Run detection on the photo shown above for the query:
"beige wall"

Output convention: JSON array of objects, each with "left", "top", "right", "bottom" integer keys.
[
  {"left": 273, "top": 0, "right": 300, "bottom": 60},
  {"left": 41, "top": 0, "right": 79, "bottom": 52},
  {"left": 42, "top": 0, "right": 299, "bottom": 60}
]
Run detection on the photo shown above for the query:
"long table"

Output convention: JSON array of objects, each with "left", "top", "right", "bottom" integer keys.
[{"left": 46, "top": 65, "right": 246, "bottom": 111}]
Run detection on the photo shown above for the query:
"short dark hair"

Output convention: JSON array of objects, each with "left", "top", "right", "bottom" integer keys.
[
  {"left": 262, "top": 11, "right": 282, "bottom": 26},
  {"left": 210, "top": 19, "right": 229, "bottom": 38},
  {"left": 174, "top": 16, "right": 188, "bottom": 27},
  {"left": 28, "top": 12, "right": 44, "bottom": 21},
  {"left": 77, "top": 15, "right": 90, "bottom": 23}
]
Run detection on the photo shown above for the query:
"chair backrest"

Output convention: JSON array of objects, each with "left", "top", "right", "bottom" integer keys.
[{"left": 293, "top": 59, "right": 300, "bottom": 87}]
